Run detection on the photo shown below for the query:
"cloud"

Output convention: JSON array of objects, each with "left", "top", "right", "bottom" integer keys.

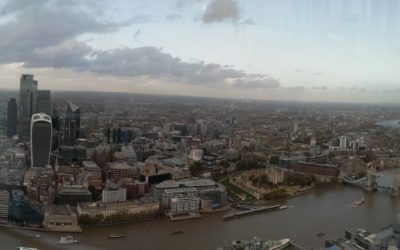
[
  {"left": 0, "top": 0, "right": 117, "bottom": 64},
  {"left": 231, "top": 76, "right": 280, "bottom": 89},
  {"left": 0, "top": 0, "right": 280, "bottom": 90},
  {"left": 285, "top": 86, "right": 306, "bottom": 92},
  {"left": 312, "top": 86, "right": 327, "bottom": 90},
  {"left": 166, "top": 14, "right": 181, "bottom": 21},
  {"left": 349, "top": 86, "right": 367, "bottom": 93},
  {"left": 201, "top": 0, "right": 240, "bottom": 23},
  {"left": 240, "top": 18, "right": 253, "bottom": 25}
]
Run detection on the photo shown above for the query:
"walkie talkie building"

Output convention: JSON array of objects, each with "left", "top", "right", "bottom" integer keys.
[{"left": 30, "top": 113, "right": 52, "bottom": 168}]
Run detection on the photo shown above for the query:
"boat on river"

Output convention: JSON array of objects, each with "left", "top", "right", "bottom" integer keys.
[
  {"left": 352, "top": 198, "right": 365, "bottom": 206},
  {"left": 57, "top": 235, "right": 80, "bottom": 245},
  {"left": 226, "top": 237, "right": 291, "bottom": 250},
  {"left": 108, "top": 234, "right": 125, "bottom": 239},
  {"left": 170, "top": 230, "right": 184, "bottom": 235}
]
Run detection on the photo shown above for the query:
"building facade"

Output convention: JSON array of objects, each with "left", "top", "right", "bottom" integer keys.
[
  {"left": 64, "top": 101, "right": 80, "bottom": 146},
  {"left": 31, "top": 113, "right": 52, "bottom": 168},
  {"left": 42, "top": 205, "right": 82, "bottom": 232},
  {"left": 37, "top": 90, "right": 51, "bottom": 115},
  {"left": 18, "top": 74, "right": 38, "bottom": 139},
  {"left": 102, "top": 187, "right": 127, "bottom": 203},
  {"left": 7, "top": 98, "right": 17, "bottom": 138},
  {"left": 0, "top": 190, "right": 9, "bottom": 223}
]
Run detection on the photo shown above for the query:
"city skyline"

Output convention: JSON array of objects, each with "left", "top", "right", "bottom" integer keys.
[{"left": 0, "top": 0, "right": 400, "bottom": 103}]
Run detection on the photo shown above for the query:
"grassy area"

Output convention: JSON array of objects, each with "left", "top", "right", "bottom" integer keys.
[{"left": 220, "top": 179, "right": 254, "bottom": 200}]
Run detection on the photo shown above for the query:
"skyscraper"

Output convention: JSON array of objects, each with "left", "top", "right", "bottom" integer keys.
[
  {"left": 63, "top": 101, "right": 80, "bottom": 146},
  {"left": 18, "top": 74, "right": 38, "bottom": 139},
  {"left": 37, "top": 90, "right": 51, "bottom": 115},
  {"left": 7, "top": 98, "right": 18, "bottom": 138},
  {"left": 31, "top": 113, "right": 52, "bottom": 168}
]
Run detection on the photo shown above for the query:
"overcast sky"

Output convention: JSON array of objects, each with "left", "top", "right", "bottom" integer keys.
[{"left": 0, "top": 0, "right": 400, "bottom": 103}]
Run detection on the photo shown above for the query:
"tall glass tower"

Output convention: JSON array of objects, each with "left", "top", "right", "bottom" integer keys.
[
  {"left": 18, "top": 74, "right": 38, "bottom": 140},
  {"left": 63, "top": 101, "right": 80, "bottom": 146},
  {"left": 7, "top": 98, "right": 18, "bottom": 138}
]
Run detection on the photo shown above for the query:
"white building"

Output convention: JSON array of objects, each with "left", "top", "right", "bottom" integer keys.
[
  {"left": 102, "top": 187, "right": 126, "bottom": 203},
  {"left": 170, "top": 195, "right": 200, "bottom": 214},
  {"left": 339, "top": 136, "right": 348, "bottom": 149},
  {"left": 190, "top": 149, "right": 204, "bottom": 162},
  {"left": 43, "top": 205, "right": 81, "bottom": 232},
  {"left": 77, "top": 199, "right": 160, "bottom": 221}
]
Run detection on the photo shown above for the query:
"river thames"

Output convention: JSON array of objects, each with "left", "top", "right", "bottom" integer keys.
[{"left": 1, "top": 184, "right": 400, "bottom": 250}]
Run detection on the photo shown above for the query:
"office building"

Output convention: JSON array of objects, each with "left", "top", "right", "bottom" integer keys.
[
  {"left": 0, "top": 190, "right": 9, "bottom": 222},
  {"left": 51, "top": 109, "right": 60, "bottom": 131},
  {"left": 42, "top": 205, "right": 82, "bottom": 232},
  {"left": 339, "top": 136, "right": 348, "bottom": 149},
  {"left": 37, "top": 90, "right": 51, "bottom": 115},
  {"left": 57, "top": 145, "right": 87, "bottom": 165},
  {"left": 9, "top": 190, "right": 43, "bottom": 223},
  {"left": 102, "top": 187, "right": 127, "bottom": 203},
  {"left": 77, "top": 198, "right": 160, "bottom": 224},
  {"left": 170, "top": 195, "right": 200, "bottom": 214},
  {"left": 18, "top": 74, "right": 38, "bottom": 139},
  {"left": 7, "top": 98, "right": 17, "bottom": 138},
  {"left": 56, "top": 186, "right": 92, "bottom": 206},
  {"left": 31, "top": 113, "right": 52, "bottom": 168},
  {"left": 64, "top": 101, "right": 80, "bottom": 146}
]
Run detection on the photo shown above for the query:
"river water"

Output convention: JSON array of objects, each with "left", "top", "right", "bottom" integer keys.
[
  {"left": 376, "top": 119, "right": 400, "bottom": 128},
  {"left": 1, "top": 184, "right": 400, "bottom": 250}
]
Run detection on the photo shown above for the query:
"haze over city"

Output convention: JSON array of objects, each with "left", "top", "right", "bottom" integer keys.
[{"left": 0, "top": 0, "right": 400, "bottom": 103}]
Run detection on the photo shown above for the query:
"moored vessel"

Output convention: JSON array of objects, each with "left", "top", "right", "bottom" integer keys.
[
  {"left": 170, "top": 230, "right": 184, "bottom": 235},
  {"left": 227, "top": 237, "right": 291, "bottom": 250},
  {"left": 108, "top": 234, "right": 125, "bottom": 239},
  {"left": 57, "top": 235, "right": 80, "bottom": 245}
]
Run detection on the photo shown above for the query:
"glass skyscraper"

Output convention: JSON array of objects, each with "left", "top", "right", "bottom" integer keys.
[{"left": 7, "top": 98, "right": 17, "bottom": 138}]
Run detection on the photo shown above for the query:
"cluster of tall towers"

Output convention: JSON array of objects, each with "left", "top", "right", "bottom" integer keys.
[
  {"left": 6, "top": 74, "right": 52, "bottom": 140},
  {"left": 7, "top": 74, "right": 83, "bottom": 167}
]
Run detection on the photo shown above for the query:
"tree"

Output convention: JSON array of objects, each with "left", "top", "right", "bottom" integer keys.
[
  {"left": 190, "top": 161, "right": 203, "bottom": 177},
  {"left": 269, "top": 156, "right": 280, "bottom": 165}
]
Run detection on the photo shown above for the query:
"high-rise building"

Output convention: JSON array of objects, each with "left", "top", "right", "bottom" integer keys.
[
  {"left": 37, "top": 90, "right": 51, "bottom": 115},
  {"left": 7, "top": 98, "right": 18, "bottom": 137},
  {"left": 63, "top": 101, "right": 80, "bottom": 146},
  {"left": 51, "top": 109, "right": 60, "bottom": 131},
  {"left": 31, "top": 113, "right": 52, "bottom": 168},
  {"left": 339, "top": 136, "right": 348, "bottom": 149},
  {"left": 18, "top": 74, "right": 38, "bottom": 139},
  {"left": 0, "top": 190, "right": 9, "bottom": 223}
]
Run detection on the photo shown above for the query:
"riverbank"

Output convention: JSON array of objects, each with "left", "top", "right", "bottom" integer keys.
[{"left": 0, "top": 184, "right": 399, "bottom": 250}]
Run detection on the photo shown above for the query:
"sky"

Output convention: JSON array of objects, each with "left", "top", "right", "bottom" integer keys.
[{"left": 0, "top": 0, "right": 400, "bottom": 103}]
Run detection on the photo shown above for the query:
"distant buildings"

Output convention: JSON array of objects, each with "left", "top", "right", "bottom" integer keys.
[
  {"left": 102, "top": 184, "right": 126, "bottom": 203},
  {"left": 190, "top": 149, "right": 204, "bottom": 161},
  {"left": 42, "top": 205, "right": 81, "bottom": 232},
  {"left": 17, "top": 74, "right": 51, "bottom": 140},
  {"left": 7, "top": 98, "right": 17, "bottom": 138},
  {"left": 154, "top": 179, "right": 227, "bottom": 213},
  {"left": 56, "top": 186, "right": 92, "bottom": 206},
  {"left": 0, "top": 190, "right": 9, "bottom": 223},
  {"left": 339, "top": 136, "right": 348, "bottom": 149},
  {"left": 64, "top": 101, "right": 80, "bottom": 146},
  {"left": 294, "top": 162, "right": 339, "bottom": 177},
  {"left": 77, "top": 198, "right": 160, "bottom": 224},
  {"left": 30, "top": 113, "right": 52, "bottom": 168},
  {"left": 37, "top": 90, "right": 51, "bottom": 115}
]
